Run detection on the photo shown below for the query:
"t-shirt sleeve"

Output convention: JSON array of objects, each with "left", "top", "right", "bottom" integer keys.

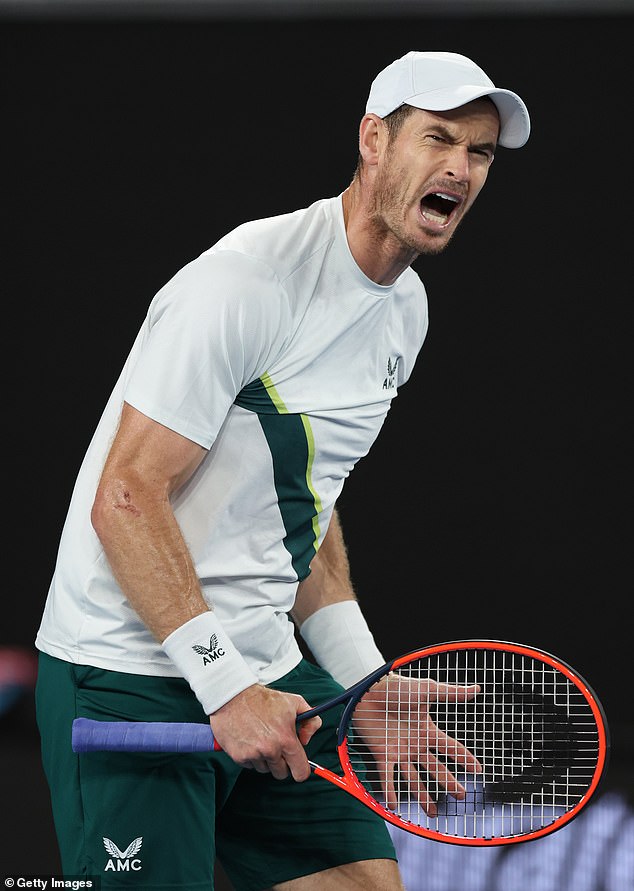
[{"left": 123, "top": 250, "right": 288, "bottom": 449}]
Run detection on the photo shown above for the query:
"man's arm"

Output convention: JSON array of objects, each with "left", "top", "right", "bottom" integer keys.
[
  {"left": 292, "top": 509, "right": 386, "bottom": 689},
  {"left": 91, "top": 401, "right": 321, "bottom": 781},
  {"left": 294, "top": 508, "right": 481, "bottom": 813},
  {"left": 91, "top": 402, "right": 209, "bottom": 639},
  {"left": 291, "top": 508, "right": 356, "bottom": 626}
]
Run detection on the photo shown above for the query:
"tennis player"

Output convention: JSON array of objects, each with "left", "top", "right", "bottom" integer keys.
[{"left": 35, "top": 51, "right": 530, "bottom": 889}]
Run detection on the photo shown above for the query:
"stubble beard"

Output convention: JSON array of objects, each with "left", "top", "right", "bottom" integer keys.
[{"left": 371, "top": 162, "right": 457, "bottom": 257}]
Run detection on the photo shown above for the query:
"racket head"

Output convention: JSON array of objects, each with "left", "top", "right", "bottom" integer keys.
[{"left": 328, "top": 640, "right": 609, "bottom": 846}]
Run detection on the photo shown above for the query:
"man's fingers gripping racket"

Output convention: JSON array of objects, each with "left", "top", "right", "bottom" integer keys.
[
  {"left": 72, "top": 640, "right": 609, "bottom": 846},
  {"left": 207, "top": 686, "right": 322, "bottom": 782}
]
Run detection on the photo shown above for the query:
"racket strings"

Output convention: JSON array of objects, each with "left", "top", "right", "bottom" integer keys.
[{"left": 345, "top": 648, "right": 602, "bottom": 840}]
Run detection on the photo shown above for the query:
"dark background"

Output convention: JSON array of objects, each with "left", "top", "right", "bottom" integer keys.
[{"left": 2, "top": 2, "right": 632, "bottom": 884}]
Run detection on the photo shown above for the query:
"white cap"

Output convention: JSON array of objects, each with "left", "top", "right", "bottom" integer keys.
[{"left": 366, "top": 51, "right": 530, "bottom": 149}]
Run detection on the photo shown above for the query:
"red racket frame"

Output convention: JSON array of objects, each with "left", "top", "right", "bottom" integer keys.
[{"left": 313, "top": 640, "right": 609, "bottom": 846}]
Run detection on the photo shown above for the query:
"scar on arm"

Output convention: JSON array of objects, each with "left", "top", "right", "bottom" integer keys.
[{"left": 115, "top": 488, "right": 142, "bottom": 518}]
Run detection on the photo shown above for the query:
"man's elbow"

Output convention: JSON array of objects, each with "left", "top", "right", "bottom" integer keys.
[
  {"left": 90, "top": 483, "right": 110, "bottom": 543},
  {"left": 91, "top": 476, "right": 142, "bottom": 543}
]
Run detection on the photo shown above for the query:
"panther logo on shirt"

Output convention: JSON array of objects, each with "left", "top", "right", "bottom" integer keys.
[{"left": 192, "top": 634, "right": 226, "bottom": 665}]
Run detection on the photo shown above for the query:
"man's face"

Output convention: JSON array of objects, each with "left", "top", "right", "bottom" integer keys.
[{"left": 370, "top": 100, "right": 500, "bottom": 256}]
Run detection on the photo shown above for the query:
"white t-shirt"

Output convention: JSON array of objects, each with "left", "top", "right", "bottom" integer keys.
[{"left": 36, "top": 194, "right": 429, "bottom": 684}]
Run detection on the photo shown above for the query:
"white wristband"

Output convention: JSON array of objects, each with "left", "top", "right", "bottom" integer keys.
[
  {"left": 299, "top": 600, "right": 385, "bottom": 689},
  {"left": 162, "top": 612, "right": 258, "bottom": 715}
]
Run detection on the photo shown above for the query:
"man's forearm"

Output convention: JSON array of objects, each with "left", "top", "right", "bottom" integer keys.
[
  {"left": 91, "top": 467, "right": 208, "bottom": 643},
  {"left": 291, "top": 508, "right": 357, "bottom": 626},
  {"left": 293, "top": 508, "right": 385, "bottom": 687}
]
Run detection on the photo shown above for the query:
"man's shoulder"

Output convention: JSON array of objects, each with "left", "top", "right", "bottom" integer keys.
[
  {"left": 221, "top": 195, "right": 335, "bottom": 240},
  {"left": 150, "top": 199, "right": 337, "bottom": 321},
  {"left": 208, "top": 196, "right": 338, "bottom": 278}
]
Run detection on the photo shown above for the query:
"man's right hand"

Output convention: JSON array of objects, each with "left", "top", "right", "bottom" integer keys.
[{"left": 209, "top": 684, "right": 322, "bottom": 781}]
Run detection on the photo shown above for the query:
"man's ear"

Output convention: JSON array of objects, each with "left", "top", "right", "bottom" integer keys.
[{"left": 358, "top": 113, "right": 385, "bottom": 168}]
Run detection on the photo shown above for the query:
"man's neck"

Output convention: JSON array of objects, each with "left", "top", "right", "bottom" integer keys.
[{"left": 341, "top": 183, "right": 418, "bottom": 286}]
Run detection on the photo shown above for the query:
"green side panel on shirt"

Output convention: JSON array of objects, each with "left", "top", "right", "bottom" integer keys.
[{"left": 235, "top": 374, "right": 322, "bottom": 580}]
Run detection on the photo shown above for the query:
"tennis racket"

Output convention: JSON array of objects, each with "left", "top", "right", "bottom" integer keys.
[{"left": 72, "top": 640, "right": 608, "bottom": 846}]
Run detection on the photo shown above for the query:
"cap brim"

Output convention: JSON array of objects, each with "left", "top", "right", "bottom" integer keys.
[{"left": 405, "top": 84, "right": 530, "bottom": 149}]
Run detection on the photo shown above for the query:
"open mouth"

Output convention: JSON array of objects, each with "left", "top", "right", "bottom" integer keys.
[{"left": 419, "top": 191, "right": 463, "bottom": 227}]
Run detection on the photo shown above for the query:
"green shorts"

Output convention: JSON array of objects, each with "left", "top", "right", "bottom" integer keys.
[{"left": 36, "top": 652, "right": 396, "bottom": 890}]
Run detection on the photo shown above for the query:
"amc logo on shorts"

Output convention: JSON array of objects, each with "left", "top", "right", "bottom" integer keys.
[{"left": 103, "top": 836, "right": 143, "bottom": 871}]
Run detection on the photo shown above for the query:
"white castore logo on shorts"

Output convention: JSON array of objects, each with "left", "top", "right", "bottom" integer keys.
[
  {"left": 103, "top": 836, "right": 143, "bottom": 871},
  {"left": 192, "top": 633, "right": 226, "bottom": 665}
]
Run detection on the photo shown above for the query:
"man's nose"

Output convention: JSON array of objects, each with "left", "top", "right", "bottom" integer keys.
[{"left": 443, "top": 145, "right": 470, "bottom": 182}]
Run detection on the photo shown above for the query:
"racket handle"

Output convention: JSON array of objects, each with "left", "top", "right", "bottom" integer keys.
[{"left": 71, "top": 718, "right": 220, "bottom": 753}]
